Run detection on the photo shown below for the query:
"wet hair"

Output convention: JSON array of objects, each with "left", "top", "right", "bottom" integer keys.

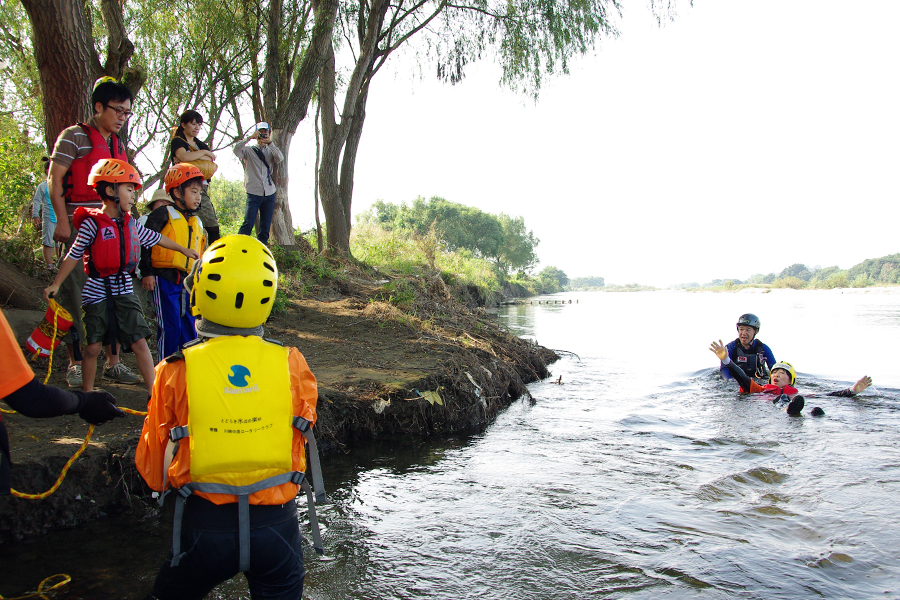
[
  {"left": 174, "top": 110, "right": 205, "bottom": 139},
  {"left": 91, "top": 81, "right": 134, "bottom": 113}
]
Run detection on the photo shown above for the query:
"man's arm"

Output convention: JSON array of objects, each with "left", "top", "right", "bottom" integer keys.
[
  {"left": 762, "top": 343, "right": 776, "bottom": 371},
  {"left": 711, "top": 340, "right": 756, "bottom": 393},
  {"left": 48, "top": 162, "right": 70, "bottom": 242},
  {"left": 4, "top": 378, "right": 123, "bottom": 425},
  {"left": 233, "top": 136, "right": 252, "bottom": 159},
  {"left": 719, "top": 340, "right": 736, "bottom": 380},
  {"left": 265, "top": 141, "right": 284, "bottom": 165}
]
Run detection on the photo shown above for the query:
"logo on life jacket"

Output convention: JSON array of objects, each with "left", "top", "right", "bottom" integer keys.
[
  {"left": 100, "top": 226, "right": 116, "bottom": 241},
  {"left": 737, "top": 356, "right": 747, "bottom": 362},
  {"left": 225, "top": 365, "right": 259, "bottom": 394}
]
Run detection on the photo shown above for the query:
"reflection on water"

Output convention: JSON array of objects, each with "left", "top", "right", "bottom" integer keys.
[{"left": 3, "top": 290, "right": 900, "bottom": 599}]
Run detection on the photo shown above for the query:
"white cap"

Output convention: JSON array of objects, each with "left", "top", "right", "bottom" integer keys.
[{"left": 255, "top": 122, "right": 270, "bottom": 132}]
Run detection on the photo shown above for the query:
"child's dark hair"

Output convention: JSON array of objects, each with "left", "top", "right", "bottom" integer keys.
[
  {"left": 96, "top": 182, "right": 117, "bottom": 201},
  {"left": 91, "top": 81, "right": 134, "bottom": 112},
  {"left": 174, "top": 110, "right": 204, "bottom": 139},
  {"left": 41, "top": 156, "right": 50, "bottom": 174},
  {"left": 172, "top": 176, "right": 205, "bottom": 200}
]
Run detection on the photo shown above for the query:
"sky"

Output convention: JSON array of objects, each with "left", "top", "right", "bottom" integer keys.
[{"left": 216, "top": 0, "right": 900, "bottom": 288}]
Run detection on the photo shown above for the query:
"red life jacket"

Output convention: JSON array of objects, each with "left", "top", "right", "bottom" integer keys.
[
  {"left": 761, "top": 384, "right": 798, "bottom": 396},
  {"left": 64, "top": 124, "right": 127, "bottom": 203},
  {"left": 73, "top": 207, "right": 141, "bottom": 278}
]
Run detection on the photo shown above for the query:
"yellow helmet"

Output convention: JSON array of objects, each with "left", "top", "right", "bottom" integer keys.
[
  {"left": 770, "top": 361, "right": 796, "bottom": 386},
  {"left": 189, "top": 235, "right": 278, "bottom": 328}
]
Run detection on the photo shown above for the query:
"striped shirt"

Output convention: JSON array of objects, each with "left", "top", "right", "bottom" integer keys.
[{"left": 66, "top": 215, "right": 163, "bottom": 305}]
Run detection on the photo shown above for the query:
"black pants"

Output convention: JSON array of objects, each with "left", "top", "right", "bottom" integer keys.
[{"left": 149, "top": 496, "right": 304, "bottom": 599}]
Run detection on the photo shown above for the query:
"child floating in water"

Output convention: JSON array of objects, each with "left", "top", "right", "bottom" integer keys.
[{"left": 709, "top": 339, "right": 872, "bottom": 416}]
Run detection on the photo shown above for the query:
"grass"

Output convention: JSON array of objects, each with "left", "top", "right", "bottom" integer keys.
[{"left": 350, "top": 223, "right": 501, "bottom": 294}]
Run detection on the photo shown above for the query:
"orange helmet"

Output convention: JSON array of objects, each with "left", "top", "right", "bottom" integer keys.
[
  {"left": 165, "top": 163, "right": 204, "bottom": 193},
  {"left": 88, "top": 158, "right": 142, "bottom": 190}
]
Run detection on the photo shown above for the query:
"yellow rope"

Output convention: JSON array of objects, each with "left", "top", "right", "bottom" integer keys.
[
  {"left": 4, "top": 301, "right": 148, "bottom": 497},
  {"left": 0, "top": 574, "right": 71, "bottom": 600},
  {"left": 10, "top": 425, "right": 95, "bottom": 500}
]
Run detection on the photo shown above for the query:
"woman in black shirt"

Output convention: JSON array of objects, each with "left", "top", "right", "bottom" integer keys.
[{"left": 170, "top": 110, "right": 220, "bottom": 243}]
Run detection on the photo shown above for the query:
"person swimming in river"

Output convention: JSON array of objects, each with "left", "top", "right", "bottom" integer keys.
[
  {"left": 719, "top": 313, "right": 777, "bottom": 382},
  {"left": 710, "top": 340, "right": 872, "bottom": 416}
]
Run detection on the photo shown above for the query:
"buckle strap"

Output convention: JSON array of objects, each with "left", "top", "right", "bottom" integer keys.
[
  {"left": 301, "top": 427, "right": 327, "bottom": 504},
  {"left": 169, "top": 425, "right": 189, "bottom": 442},
  {"left": 301, "top": 479, "right": 325, "bottom": 555},
  {"left": 170, "top": 494, "right": 187, "bottom": 567},
  {"left": 292, "top": 416, "right": 311, "bottom": 432}
]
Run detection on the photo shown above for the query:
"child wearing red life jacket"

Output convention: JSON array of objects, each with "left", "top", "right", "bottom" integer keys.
[
  {"left": 710, "top": 340, "right": 872, "bottom": 416},
  {"left": 44, "top": 159, "right": 200, "bottom": 395}
]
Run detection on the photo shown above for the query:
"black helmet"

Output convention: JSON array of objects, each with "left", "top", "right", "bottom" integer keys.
[{"left": 736, "top": 313, "right": 760, "bottom": 331}]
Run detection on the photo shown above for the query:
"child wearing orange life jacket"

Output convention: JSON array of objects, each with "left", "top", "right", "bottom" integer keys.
[
  {"left": 710, "top": 339, "right": 872, "bottom": 416},
  {"left": 138, "top": 164, "right": 207, "bottom": 359},
  {"left": 44, "top": 159, "right": 200, "bottom": 395}
]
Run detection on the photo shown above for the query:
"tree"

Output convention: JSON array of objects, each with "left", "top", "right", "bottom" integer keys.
[
  {"left": 571, "top": 276, "right": 605, "bottom": 289},
  {"left": 316, "top": 0, "right": 622, "bottom": 255},
  {"left": 396, "top": 197, "right": 503, "bottom": 259},
  {"left": 14, "top": 0, "right": 337, "bottom": 248},
  {"left": 247, "top": 0, "right": 339, "bottom": 246},
  {"left": 20, "top": 0, "right": 143, "bottom": 152},
  {"left": 0, "top": 114, "right": 45, "bottom": 234},
  {"left": 779, "top": 263, "right": 812, "bottom": 282},
  {"left": 0, "top": 2, "right": 43, "bottom": 133},
  {"left": 538, "top": 266, "right": 569, "bottom": 289},
  {"left": 495, "top": 213, "right": 539, "bottom": 274},
  {"left": 125, "top": 0, "right": 257, "bottom": 190}
]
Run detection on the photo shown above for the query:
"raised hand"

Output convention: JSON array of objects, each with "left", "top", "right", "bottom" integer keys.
[
  {"left": 851, "top": 375, "right": 872, "bottom": 394},
  {"left": 709, "top": 339, "right": 728, "bottom": 362}
]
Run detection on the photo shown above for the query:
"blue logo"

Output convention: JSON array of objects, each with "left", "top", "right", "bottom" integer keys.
[{"left": 228, "top": 365, "right": 251, "bottom": 387}]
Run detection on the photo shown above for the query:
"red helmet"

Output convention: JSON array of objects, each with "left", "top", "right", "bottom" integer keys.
[
  {"left": 165, "top": 163, "right": 204, "bottom": 193},
  {"left": 88, "top": 158, "right": 142, "bottom": 190}
]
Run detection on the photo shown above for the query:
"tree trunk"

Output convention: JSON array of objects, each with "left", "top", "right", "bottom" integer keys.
[
  {"left": 317, "top": 0, "right": 386, "bottom": 256},
  {"left": 20, "top": 0, "right": 94, "bottom": 151},
  {"left": 318, "top": 49, "right": 350, "bottom": 255},
  {"left": 269, "top": 128, "right": 297, "bottom": 247},
  {"left": 264, "top": 0, "right": 339, "bottom": 248},
  {"left": 337, "top": 74, "right": 372, "bottom": 237}
]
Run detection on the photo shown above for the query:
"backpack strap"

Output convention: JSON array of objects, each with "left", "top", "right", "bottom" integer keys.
[
  {"left": 251, "top": 146, "right": 273, "bottom": 185},
  {"left": 293, "top": 416, "right": 326, "bottom": 503}
]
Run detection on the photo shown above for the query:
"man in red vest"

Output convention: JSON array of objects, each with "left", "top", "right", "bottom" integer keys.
[{"left": 47, "top": 78, "right": 140, "bottom": 388}]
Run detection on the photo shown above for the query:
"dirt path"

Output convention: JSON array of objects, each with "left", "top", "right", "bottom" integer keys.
[{"left": 1, "top": 268, "right": 556, "bottom": 541}]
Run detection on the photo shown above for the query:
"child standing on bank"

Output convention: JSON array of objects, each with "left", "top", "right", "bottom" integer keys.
[
  {"left": 32, "top": 157, "right": 60, "bottom": 273},
  {"left": 139, "top": 163, "right": 207, "bottom": 359},
  {"left": 44, "top": 159, "right": 199, "bottom": 395}
]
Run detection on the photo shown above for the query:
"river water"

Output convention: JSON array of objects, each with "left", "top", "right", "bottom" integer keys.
[{"left": 2, "top": 289, "right": 900, "bottom": 599}]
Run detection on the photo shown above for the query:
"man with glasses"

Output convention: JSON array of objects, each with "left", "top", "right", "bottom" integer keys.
[{"left": 46, "top": 77, "right": 141, "bottom": 388}]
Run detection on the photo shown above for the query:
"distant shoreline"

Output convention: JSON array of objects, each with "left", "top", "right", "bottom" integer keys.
[{"left": 566, "top": 286, "right": 900, "bottom": 295}]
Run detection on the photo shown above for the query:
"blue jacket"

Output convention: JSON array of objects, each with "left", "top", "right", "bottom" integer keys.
[{"left": 720, "top": 338, "right": 776, "bottom": 380}]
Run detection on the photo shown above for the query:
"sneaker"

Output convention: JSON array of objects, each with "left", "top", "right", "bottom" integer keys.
[
  {"left": 786, "top": 395, "right": 805, "bottom": 416},
  {"left": 66, "top": 364, "right": 83, "bottom": 388},
  {"left": 102, "top": 362, "right": 142, "bottom": 385}
]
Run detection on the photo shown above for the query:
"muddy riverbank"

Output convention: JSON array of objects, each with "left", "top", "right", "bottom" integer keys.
[{"left": 1, "top": 265, "right": 556, "bottom": 542}]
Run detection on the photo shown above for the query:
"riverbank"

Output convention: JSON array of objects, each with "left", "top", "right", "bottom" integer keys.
[{"left": 0, "top": 263, "right": 557, "bottom": 542}]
